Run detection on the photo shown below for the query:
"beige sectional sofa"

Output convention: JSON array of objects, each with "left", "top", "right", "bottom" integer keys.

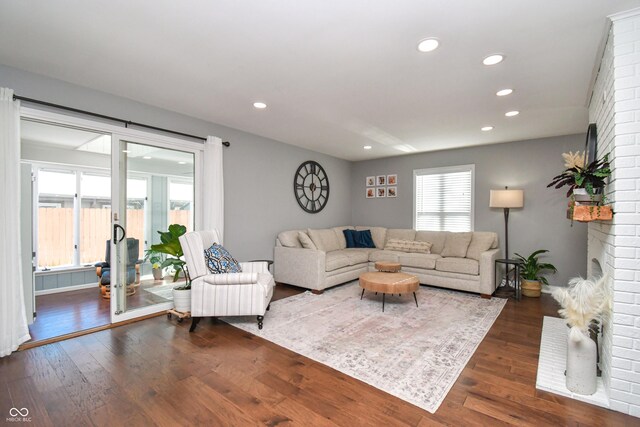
[{"left": 274, "top": 226, "right": 500, "bottom": 297}]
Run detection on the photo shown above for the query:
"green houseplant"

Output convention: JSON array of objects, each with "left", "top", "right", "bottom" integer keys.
[
  {"left": 150, "top": 224, "right": 191, "bottom": 313},
  {"left": 513, "top": 249, "right": 557, "bottom": 298},
  {"left": 143, "top": 249, "right": 165, "bottom": 280},
  {"left": 547, "top": 151, "right": 611, "bottom": 200},
  {"left": 150, "top": 224, "right": 189, "bottom": 284}
]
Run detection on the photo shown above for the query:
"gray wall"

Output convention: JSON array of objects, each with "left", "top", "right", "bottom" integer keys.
[
  {"left": 351, "top": 134, "right": 588, "bottom": 287},
  {"left": 1, "top": 64, "right": 352, "bottom": 261}
]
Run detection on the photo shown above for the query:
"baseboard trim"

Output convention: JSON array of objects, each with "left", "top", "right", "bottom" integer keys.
[{"left": 36, "top": 282, "right": 97, "bottom": 296}]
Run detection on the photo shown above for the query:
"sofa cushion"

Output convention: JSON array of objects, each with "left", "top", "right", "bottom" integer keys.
[
  {"left": 325, "top": 251, "right": 351, "bottom": 271},
  {"left": 398, "top": 253, "right": 441, "bottom": 269},
  {"left": 385, "top": 239, "right": 432, "bottom": 254},
  {"left": 386, "top": 229, "right": 416, "bottom": 244},
  {"left": 278, "top": 230, "right": 303, "bottom": 248},
  {"left": 466, "top": 232, "right": 497, "bottom": 260},
  {"left": 333, "top": 226, "right": 354, "bottom": 249},
  {"left": 308, "top": 228, "right": 341, "bottom": 252},
  {"left": 435, "top": 257, "right": 479, "bottom": 275},
  {"left": 369, "top": 250, "right": 403, "bottom": 263},
  {"left": 441, "top": 232, "right": 473, "bottom": 258},
  {"left": 298, "top": 232, "right": 317, "bottom": 250},
  {"left": 355, "top": 226, "right": 387, "bottom": 249},
  {"left": 415, "top": 231, "right": 448, "bottom": 254},
  {"left": 341, "top": 249, "right": 369, "bottom": 265}
]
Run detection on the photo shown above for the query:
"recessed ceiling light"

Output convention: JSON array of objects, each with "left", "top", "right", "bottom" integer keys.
[
  {"left": 417, "top": 38, "right": 439, "bottom": 52},
  {"left": 505, "top": 111, "right": 519, "bottom": 117},
  {"left": 253, "top": 102, "right": 267, "bottom": 109},
  {"left": 143, "top": 156, "right": 152, "bottom": 159},
  {"left": 122, "top": 150, "right": 130, "bottom": 153},
  {"left": 363, "top": 145, "right": 372, "bottom": 150},
  {"left": 496, "top": 89, "right": 513, "bottom": 97},
  {"left": 483, "top": 54, "right": 504, "bottom": 66},
  {"left": 481, "top": 126, "right": 494, "bottom": 131},
  {"left": 178, "top": 161, "right": 186, "bottom": 165}
]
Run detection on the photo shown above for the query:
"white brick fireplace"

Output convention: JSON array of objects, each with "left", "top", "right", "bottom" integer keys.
[{"left": 588, "top": 8, "right": 640, "bottom": 417}]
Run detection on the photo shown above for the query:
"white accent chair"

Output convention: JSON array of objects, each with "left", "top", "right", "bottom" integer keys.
[{"left": 179, "top": 229, "right": 275, "bottom": 332}]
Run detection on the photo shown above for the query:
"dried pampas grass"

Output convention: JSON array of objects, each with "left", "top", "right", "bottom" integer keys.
[{"left": 552, "top": 275, "right": 610, "bottom": 342}]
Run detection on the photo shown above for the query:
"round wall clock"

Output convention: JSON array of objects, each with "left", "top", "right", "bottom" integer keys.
[{"left": 293, "top": 160, "right": 330, "bottom": 213}]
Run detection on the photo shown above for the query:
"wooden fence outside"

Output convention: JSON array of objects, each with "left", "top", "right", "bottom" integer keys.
[{"left": 38, "top": 208, "right": 146, "bottom": 268}]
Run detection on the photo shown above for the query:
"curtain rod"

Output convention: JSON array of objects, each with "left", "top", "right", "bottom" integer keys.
[{"left": 13, "top": 94, "right": 230, "bottom": 147}]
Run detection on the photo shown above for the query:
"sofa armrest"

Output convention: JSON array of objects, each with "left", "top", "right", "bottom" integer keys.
[
  {"left": 202, "top": 272, "right": 259, "bottom": 285},
  {"left": 274, "top": 246, "right": 326, "bottom": 290},
  {"left": 478, "top": 248, "right": 500, "bottom": 295},
  {"left": 240, "top": 261, "right": 270, "bottom": 274}
]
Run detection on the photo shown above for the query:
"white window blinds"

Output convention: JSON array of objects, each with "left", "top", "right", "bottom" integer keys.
[{"left": 413, "top": 165, "right": 474, "bottom": 232}]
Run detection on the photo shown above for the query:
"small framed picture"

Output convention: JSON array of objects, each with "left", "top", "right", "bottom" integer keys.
[
  {"left": 387, "top": 174, "right": 397, "bottom": 185},
  {"left": 377, "top": 175, "right": 386, "bottom": 186},
  {"left": 377, "top": 187, "right": 386, "bottom": 198},
  {"left": 366, "top": 188, "right": 375, "bottom": 198},
  {"left": 366, "top": 176, "right": 375, "bottom": 187},
  {"left": 387, "top": 186, "right": 397, "bottom": 198}
]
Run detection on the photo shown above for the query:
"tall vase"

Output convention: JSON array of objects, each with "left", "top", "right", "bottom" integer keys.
[{"left": 566, "top": 328, "right": 597, "bottom": 395}]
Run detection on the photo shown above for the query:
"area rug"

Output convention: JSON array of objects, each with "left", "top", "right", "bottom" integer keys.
[
  {"left": 143, "top": 282, "right": 175, "bottom": 300},
  {"left": 223, "top": 281, "right": 506, "bottom": 413}
]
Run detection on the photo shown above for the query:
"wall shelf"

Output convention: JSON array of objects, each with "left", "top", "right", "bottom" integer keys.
[{"left": 567, "top": 205, "right": 613, "bottom": 222}]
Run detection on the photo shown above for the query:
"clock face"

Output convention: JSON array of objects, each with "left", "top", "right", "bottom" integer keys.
[{"left": 294, "top": 161, "right": 329, "bottom": 213}]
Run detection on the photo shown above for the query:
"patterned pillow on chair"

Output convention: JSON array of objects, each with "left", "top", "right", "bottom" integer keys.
[{"left": 204, "top": 243, "right": 242, "bottom": 274}]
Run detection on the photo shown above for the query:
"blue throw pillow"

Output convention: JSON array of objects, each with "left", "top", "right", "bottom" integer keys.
[
  {"left": 343, "top": 229, "right": 357, "bottom": 248},
  {"left": 354, "top": 229, "right": 376, "bottom": 248},
  {"left": 204, "top": 243, "right": 242, "bottom": 274}
]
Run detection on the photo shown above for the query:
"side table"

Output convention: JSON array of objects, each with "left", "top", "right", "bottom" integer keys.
[{"left": 495, "top": 258, "right": 523, "bottom": 300}]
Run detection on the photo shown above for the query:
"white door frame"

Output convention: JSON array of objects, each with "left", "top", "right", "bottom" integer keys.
[{"left": 20, "top": 107, "right": 205, "bottom": 323}]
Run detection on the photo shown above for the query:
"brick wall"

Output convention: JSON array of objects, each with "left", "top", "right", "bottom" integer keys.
[{"left": 588, "top": 8, "right": 640, "bottom": 417}]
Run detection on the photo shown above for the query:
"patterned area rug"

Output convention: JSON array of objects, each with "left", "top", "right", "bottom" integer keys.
[{"left": 223, "top": 281, "right": 506, "bottom": 413}]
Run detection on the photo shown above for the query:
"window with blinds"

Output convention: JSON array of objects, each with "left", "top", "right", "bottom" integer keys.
[{"left": 413, "top": 165, "right": 474, "bottom": 232}]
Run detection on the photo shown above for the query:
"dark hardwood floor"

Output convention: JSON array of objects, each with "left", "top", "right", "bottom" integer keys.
[
  {"left": 28, "top": 276, "right": 185, "bottom": 343},
  {"left": 4, "top": 284, "right": 637, "bottom": 426}
]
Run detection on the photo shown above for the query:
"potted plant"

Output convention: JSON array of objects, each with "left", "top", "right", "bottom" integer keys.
[
  {"left": 513, "top": 249, "right": 557, "bottom": 298},
  {"left": 150, "top": 224, "right": 191, "bottom": 312},
  {"left": 144, "top": 249, "right": 164, "bottom": 280},
  {"left": 547, "top": 151, "right": 612, "bottom": 221}
]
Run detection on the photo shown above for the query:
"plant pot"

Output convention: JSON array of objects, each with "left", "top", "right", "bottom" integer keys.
[
  {"left": 172, "top": 288, "right": 191, "bottom": 313},
  {"left": 521, "top": 279, "right": 542, "bottom": 297},
  {"left": 566, "top": 329, "right": 597, "bottom": 395},
  {"left": 152, "top": 267, "right": 163, "bottom": 280},
  {"left": 572, "top": 188, "right": 602, "bottom": 204}
]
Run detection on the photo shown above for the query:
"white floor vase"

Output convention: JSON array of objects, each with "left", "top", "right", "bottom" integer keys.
[{"left": 566, "top": 331, "right": 597, "bottom": 395}]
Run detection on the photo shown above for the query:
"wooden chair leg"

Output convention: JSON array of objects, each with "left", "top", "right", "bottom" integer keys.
[{"left": 189, "top": 317, "right": 201, "bottom": 332}]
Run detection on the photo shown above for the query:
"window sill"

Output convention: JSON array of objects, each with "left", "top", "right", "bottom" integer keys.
[{"left": 35, "top": 265, "right": 96, "bottom": 276}]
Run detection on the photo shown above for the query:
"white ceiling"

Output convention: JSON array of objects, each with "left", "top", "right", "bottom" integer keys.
[{"left": 2, "top": 1, "right": 639, "bottom": 161}]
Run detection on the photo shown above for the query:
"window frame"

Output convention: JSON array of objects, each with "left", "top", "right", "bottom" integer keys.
[{"left": 413, "top": 164, "right": 475, "bottom": 232}]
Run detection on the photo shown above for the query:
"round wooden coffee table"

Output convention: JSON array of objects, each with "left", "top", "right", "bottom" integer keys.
[{"left": 359, "top": 271, "right": 419, "bottom": 312}]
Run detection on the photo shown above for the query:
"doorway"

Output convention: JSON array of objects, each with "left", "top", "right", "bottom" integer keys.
[{"left": 19, "top": 111, "right": 203, "bottom": 342}]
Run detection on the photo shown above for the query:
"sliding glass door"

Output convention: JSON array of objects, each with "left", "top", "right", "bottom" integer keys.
[{"left": 111, "top": 135, "right": 197, "bottom": 322}]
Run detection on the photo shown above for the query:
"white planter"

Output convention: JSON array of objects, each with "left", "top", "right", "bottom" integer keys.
[
  {"left": 152, "top": 268, "right": 163, "bottom": 280},
  {"left": 172, "top": 288, "right": 191, "bottom": 313},
  {"left": 566, "top": 330, "right": 597, "bottom": 395}
]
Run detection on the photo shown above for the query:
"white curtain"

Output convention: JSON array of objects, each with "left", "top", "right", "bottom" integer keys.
[
  {"left": 0, "top": 88, "right": 30, "bottom": 357},
  {"left": 202, "top": 136, "right": 224, "bottom": 244}
]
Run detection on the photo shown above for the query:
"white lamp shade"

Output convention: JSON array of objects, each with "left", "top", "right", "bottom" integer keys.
[{"left": 490, "top": 189, "right": 524, "bottom": 208}]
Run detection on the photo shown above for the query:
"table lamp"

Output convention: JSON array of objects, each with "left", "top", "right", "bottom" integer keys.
[{"left": 490, "top": 187, "right": 524, "bottom": 259}]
